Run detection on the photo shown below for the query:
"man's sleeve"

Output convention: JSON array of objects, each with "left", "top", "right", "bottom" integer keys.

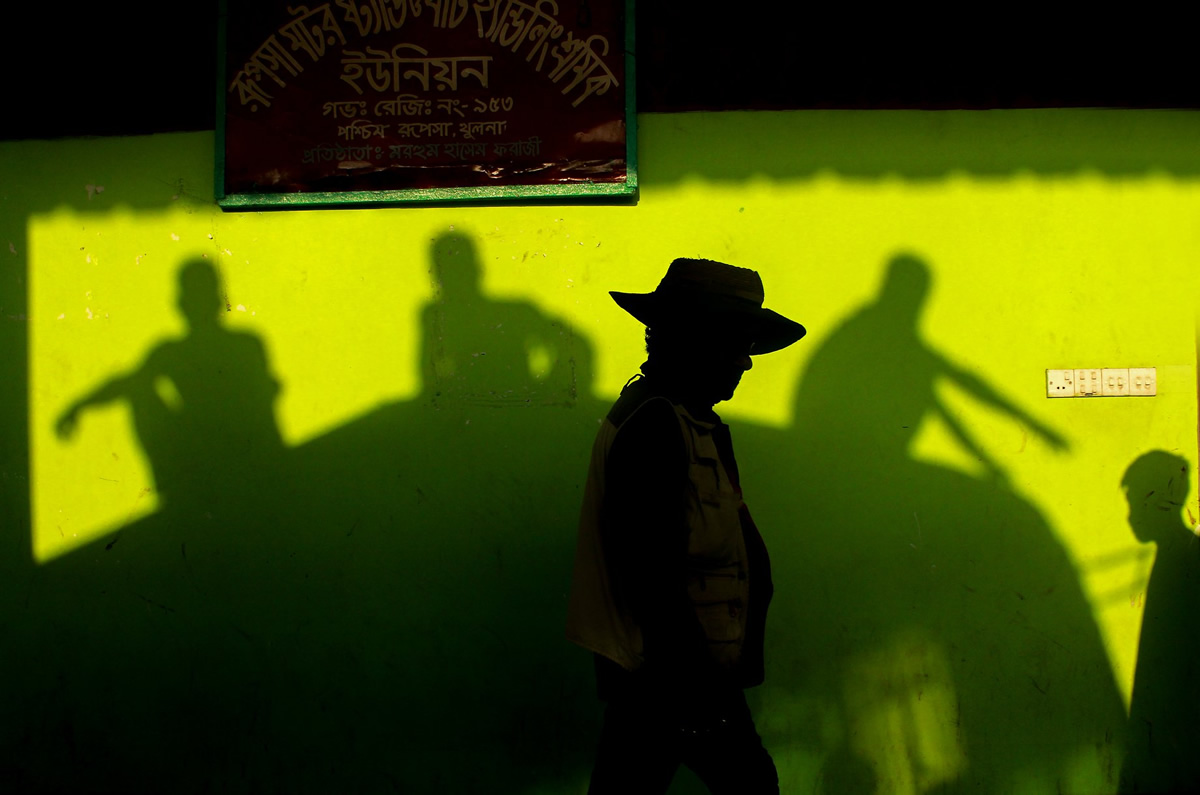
[{"left": 604, "top": 399, "right": 729, "bottom": 698}]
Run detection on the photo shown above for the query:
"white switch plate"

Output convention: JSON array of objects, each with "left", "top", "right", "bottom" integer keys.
[
  {"left": 1102, "top": 368, "right": 1129, "bottom": 396},
  {"left": 1129, "top": 367, "right": 1157, "bottom": 396},
  {"left": 1046, "top": 367, "right": 1156, "bottom": 397},
  {"left": 1075, "top": 368, "right": 1102, "bottom": 397}
]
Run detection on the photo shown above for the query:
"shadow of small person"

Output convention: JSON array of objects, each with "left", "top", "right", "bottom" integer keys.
[{"left": 1120, "top": 451, "right": 1200, "bottom": 793}]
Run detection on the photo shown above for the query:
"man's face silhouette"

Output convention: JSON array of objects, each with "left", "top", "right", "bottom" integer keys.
[
  {"left": 649, "top": 319, "right": 759, "bottom": 405},
  {"left": 710, "top": 335, "right": 754, "bottom": 403},
  {"left": 684, "top": 326, "right": 755, "bottom": 405}
]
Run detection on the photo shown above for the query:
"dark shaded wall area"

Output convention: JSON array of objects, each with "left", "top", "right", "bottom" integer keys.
[{"left": 2, "top": 111, "right": 1199, "bottom": 792}]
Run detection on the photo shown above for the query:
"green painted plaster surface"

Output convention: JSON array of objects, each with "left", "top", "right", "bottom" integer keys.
[{"left": 2, "top": 110, "right": 1198, "bottom": 793}]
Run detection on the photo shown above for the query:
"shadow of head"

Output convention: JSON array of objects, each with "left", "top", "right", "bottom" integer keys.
[
  {"left": 430, "top": 231, "right": 481, "bottom": 298},
  {"left": 177, "top": 258, "right": 224, "bottom": 330},
  {"left": 878, "top": 252, "right": 932, "bottom": 323},
  {"left": 1123, "top": 450, "right": 1190, "bottom": 542}
]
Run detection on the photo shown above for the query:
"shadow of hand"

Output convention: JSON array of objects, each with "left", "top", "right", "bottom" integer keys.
[{"left": 55, "top": 406, "right": 80, "bottom": 440}]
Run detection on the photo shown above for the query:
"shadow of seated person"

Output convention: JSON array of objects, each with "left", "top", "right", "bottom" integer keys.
[
  {"left": 56, "top": 258, "right": 284, "bottom": 551},
  {"left": 421, "top": 232, "right": 590, "bottom": 408}
]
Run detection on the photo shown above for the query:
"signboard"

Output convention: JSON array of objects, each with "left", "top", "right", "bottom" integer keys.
[{"left": 218, "top": 0, "right": 635, "bottom": 208}]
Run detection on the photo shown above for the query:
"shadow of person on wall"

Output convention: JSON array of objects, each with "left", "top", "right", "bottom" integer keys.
[
  {"left": 747, "top": 252, "right": 1125, "bottom": 793},
  {"left": 259, "top": 228, "right": 606, "bottom": 792},
  {"left": 41, "top": 257, "right": 294, "bottom": 790},
  {"left": 56, "top": 257, "right": 284, "bottom": 516},
  {"left": 1120, "top": 450, "right": 1200, "bottom": 794},
  {"left": 787, "top": 252, "right": 1069, "bottom": 480},
  {"left": 54, "top": 256, "right": 287, "bottom": 593},
  {"left": 421, "top": 231, "right": 591, "bottom": 408},
  {"left": 55, "top": 258, "right": 280, "bottom": 499}
]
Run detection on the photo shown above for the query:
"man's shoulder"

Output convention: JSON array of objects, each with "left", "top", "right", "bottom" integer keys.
[
  {"left": 607, "top": 376, "right": 678, "bottom": 430},
  {"left": 604, "top": 378, "right": 687, "bottom": 475}
]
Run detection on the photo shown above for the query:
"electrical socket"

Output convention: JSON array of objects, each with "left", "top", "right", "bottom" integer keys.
[
  {"left": 1046, "top": 369, "right": 1075, "bottom": 398},
  {"left": 1102, "top": 368, "right": 1130, "bottom": 396},
  {"left": 1129, "top": 367, "right": 1157, "bottom": 396}
]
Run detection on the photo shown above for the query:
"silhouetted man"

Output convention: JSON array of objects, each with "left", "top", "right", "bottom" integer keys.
[{"left": 567, "top": 259, "right": 805, "bottom": 794}]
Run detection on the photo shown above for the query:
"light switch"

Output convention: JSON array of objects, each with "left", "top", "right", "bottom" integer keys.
[
  {"left": 1102, "top": 368, "right": 1129, "bottom": 397},
  {"left": 1074, "top": 369, "right": 1101, "bottom": 397},
  {"left": 1129, "top": 367, "right": 1157, "bottom": 396}
]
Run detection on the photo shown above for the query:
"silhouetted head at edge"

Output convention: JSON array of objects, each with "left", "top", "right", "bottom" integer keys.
[
  {"left": 178, "top": 258, "right": 224, "bottom": 331},
  {"left": 430, "top": 231, "right": 481, "bottom": 299},
  {"left": 1123, "top": 450, "right": 1191, "bottom": 543},
  {"left": 612, "top": 258, "right": 806, "bottom": 407}
]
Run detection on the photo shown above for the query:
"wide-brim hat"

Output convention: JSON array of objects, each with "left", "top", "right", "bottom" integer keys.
[{"left": 610, "top": 258, "right": 806, "bottom": 355}]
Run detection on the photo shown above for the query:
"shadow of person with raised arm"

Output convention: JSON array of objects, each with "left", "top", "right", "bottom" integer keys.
[
  {"left": 54, "top": 258, "right": 287, "bottom": 590},
  {"left": 750, "top": 252, "right": 1125, "bottom": 793},
  {"left": 45, "top": 257, "right": 291, "bottom": 789},
  {"left": 1120, "top": 451, "right": 1200, "bottom": 793},
  {"left": 791, "top": 252, "right": 1068, "bottom": 479},
  {"left": 56, "top": 257, "right": 283, "bottom": 522}
]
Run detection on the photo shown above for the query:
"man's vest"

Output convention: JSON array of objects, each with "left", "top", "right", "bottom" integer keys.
[{"left": 566, "top": 378, "right": 753, "bottom": 674}]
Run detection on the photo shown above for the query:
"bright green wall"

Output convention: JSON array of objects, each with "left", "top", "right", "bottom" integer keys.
[{"left": 2, "top": 111, "right": 1198, "bottom": 793}]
